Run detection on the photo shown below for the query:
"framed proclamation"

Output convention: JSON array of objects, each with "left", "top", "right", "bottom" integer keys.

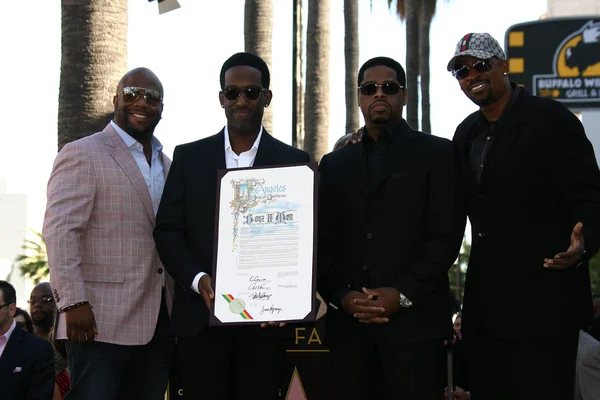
[{"left": 209, "top": 162, "right": 318, "bottom": 326}]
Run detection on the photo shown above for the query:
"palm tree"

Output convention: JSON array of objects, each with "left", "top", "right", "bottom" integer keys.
[
  {"left": 14, "top": 231, "right": 48, "bottom": 284},
  {"left": 388, "top": 0, "right": 419, "bottom": 129},
  {"left": 304, "top": 0, "right": 330, "bottom": 162},
  {"left": 419, "top": 0, "right": 437, "bottom": 133},
  {"left": 244, "top": 0, "right": 274, "bottom": 134},
  {"left": 344, "top": 0, "right": 359, "bottom": 135},
  {"left": 58, "top": 0, "right": 128, "bottom": 150},
  {"left": 292, "top": 0, "right": 305, "bottom": 149},
  {"left": 383, "top": 0, "right": 450, "bottom": 132}
]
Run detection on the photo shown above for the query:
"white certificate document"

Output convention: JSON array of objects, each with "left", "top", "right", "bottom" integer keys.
[{"left": 210, "top": 163, "right": 317, "bottom": 325}]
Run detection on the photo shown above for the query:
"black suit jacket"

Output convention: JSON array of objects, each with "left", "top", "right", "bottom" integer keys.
[
  {"left": 154, "top": 129, "right": 310, "bottom": 337},
  {"left": 454, "top": 86, "right": 600, "bottom": 338},
  {"left": 0, "top": 325, "right": 55, "bottom": 400},
  {"left": 317, "top": 120, "right": 462, "bottom": 343}
]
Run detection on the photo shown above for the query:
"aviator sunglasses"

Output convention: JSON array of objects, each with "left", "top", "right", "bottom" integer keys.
[
  {"left": 358, "top": 82, "right": 404, "bottom": 96},
  {"left": 222, "top": 87, "right": 267, "bottom": 101},
  {"left": 452, "top": 59, "right": 499, "bottom": 80},
  {"left": 117, "top": 87, "right": 162, "bottom": 106}
]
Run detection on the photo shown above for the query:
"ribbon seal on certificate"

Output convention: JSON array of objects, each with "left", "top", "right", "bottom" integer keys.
[{"left": 222, "top": 294, "right": 253, "bottom": 320}]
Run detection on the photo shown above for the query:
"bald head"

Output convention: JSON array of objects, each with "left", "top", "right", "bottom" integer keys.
[
  {"left": 32, "top": 282, "right": 51, "bottom": 296},
  {"left": 117, "top": 67, "right": 163, "bottom": 97},
  {"left": 113, "top": 67, "right": 164, "bottom": 140}
]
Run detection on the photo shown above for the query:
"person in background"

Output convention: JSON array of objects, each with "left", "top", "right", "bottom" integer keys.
[
  {"left": 14, "top": 308, "right": 33, "bottom": 334},
  {"left": 0, "top": 280, "right": 55, "bottom": 399}
]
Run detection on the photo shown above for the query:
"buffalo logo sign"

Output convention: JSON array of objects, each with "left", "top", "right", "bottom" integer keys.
[{"left": 534, "top": 20, "right": 600, "bottom": 103}]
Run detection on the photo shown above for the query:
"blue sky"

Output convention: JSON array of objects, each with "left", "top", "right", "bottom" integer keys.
[{"left": 0, "top": 0, "right": 548, "bottom": 232}]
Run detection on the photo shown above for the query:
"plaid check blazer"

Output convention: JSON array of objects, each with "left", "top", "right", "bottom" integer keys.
[{"left": 43, "top": 124, "right": 173, "bottom": 345}]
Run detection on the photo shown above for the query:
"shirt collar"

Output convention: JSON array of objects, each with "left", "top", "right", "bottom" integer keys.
[
  {"left": 110, "top": 120, "right": 163, "bottom": 152},
  {"left": 1, "top": 319, "right": 16, "bottom": 341},
  {"left": 224, "top": 125, "right": 263, "bottom": 153}
]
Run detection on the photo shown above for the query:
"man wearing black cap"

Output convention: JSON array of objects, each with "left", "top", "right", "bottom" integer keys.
[{"left": 448, "top": 32, "right": 600, "bottom": 399}]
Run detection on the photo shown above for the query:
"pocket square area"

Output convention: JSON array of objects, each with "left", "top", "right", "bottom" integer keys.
[{"left": 13, "top": 366, "right": 22, "bottom": 373}]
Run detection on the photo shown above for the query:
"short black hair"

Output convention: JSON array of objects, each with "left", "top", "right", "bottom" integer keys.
[
  {"left": 14, "top": 307, "right": 33, "bottom": 333},
  {"left": 0, "top": 280, "right": 16, "bottom": 305},
  {"left": 358, "top": 57, "right": 406, "bottom": 88},
  {"left": 220, "top": 52, "right": 270, "bottom": 90}
]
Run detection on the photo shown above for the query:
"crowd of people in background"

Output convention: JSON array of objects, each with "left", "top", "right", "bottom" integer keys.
[{"left": 1, "top": 31, "right": 600, "bottom": 400}]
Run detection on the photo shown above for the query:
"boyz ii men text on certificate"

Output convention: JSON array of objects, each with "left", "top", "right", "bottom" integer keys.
[{"left": 210, "top": 163, "right": 318, "bottom": 326}]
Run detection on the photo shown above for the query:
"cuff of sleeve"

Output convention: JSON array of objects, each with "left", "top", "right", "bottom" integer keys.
[
  {"left": 191, "top": 272, "right": 207, "bottom": 294},
  {"left": 330, "top": 285, "right": 352, "bottom": 309}
]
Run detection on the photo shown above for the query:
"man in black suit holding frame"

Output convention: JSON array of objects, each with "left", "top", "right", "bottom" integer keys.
[
  {"left": 154, "top": 52, "right": 310, "bottom": 400},
  {"left": 317, "top": 56, "right": 462, "bottom": 400}
]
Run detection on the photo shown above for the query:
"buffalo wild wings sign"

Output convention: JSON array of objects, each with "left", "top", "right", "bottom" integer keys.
[{"left": 506, "top": 17, "right": 600, "bottom": 109}]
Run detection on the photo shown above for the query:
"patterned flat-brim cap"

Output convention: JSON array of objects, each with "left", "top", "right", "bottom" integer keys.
[{"left": 447, "top": 32, "right": 506, "bottom": 71}]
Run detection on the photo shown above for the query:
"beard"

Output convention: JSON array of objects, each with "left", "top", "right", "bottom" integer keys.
[
  {"left": 32, "top": 312, "right": 53, "bottom": 331},
  {"left": 114, "top": 108, "right": 161, "bottom": 142}
]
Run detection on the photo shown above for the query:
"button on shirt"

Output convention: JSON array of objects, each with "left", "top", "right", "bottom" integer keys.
[
  {"left": 0, "top": 319, "right": 17, "bottom": 358},
  {"left": 191, "top": 126, "right": 264, "bottom": 294}
]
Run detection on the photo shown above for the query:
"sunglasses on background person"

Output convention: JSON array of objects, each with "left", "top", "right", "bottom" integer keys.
[
  {"left": 452, "top": 59, "right": 500, "bottom": 80},
  {"left": 117, "top": 86, "right": 162, "bottom": 106},
  {"left": 358, "top": 82, "right": 404, "bottom": 96},
  {"left": 222, "top": 86, "right": 267, "bottom": 101},
  {"left": 27, "top": 295, "right": 54, "bottom": 305}
]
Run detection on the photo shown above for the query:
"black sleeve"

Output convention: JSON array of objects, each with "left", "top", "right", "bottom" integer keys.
[
  {"left": 394, "top": 139, "right": 464, "bottom": 305},
  {"left": 27, "top": 339, "right": 55, "bottom": 400},
  {"left": 316, "top": 154, "right": 352, "bottom": 307},
  {"left": 154, "top": 145, "right": 202, "bottom": 290}
]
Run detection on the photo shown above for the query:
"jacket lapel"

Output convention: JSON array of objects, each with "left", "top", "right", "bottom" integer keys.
[
  {"left": 370, "top": 121, "right": 415, "bottom": 194},
  {"left": 454, "top": 119, "right": 481, "bottom": 193},
  {"left": 253, "top": 130, "right": 277, "bottom": 167},
  {"left": 0, "top": 325, "right": 23, "bottom": 373},
  {"left": 213, "top": 129, "right": 227, "bottom": 170},
  {"left": 103, "top": 125, "right": 155, "bottom": 224},
  {"left": 479, "top": 90, "right": 527, "bottom": 186}
]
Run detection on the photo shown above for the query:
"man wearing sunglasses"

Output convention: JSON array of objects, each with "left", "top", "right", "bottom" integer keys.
[
  {"left": 44, "top": 67, "right": 175, "bottom": 399},
  {"left": 448, "top": 33, "right": 600, "bottom": 400},
  {"left": 0, "top": 280, "right": 55, "bottom": 399},
  {"left": 154, "top": 52, "right": 310, "bottom": 400},
  {"left": 317, "top": 56, "right": 461, "bottom": 399}
]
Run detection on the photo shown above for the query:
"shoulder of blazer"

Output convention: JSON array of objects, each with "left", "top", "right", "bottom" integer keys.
[
  {"left": 454, "top": 111, "right": 479, "bottom": 142},
  {"left": 173, "top": 130, "right": 225, "bottom": 158},
  {"left": 262, "top": 130, "right": 311, "bottom": 161}
]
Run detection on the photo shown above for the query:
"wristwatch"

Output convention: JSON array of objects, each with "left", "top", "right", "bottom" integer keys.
[
  {"left": 575, "top": 249, "right": 587, "bottom": 268},
  {"left": 399, "top": 293, "right": 413, "bottom": 308}
]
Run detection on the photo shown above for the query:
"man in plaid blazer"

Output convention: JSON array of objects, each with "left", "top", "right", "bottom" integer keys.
[{"left": 43, "top": 68, "right": 174, "bottom": 399}]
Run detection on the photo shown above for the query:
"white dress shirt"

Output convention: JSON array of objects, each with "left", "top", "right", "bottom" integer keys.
[
  {"left": 190, "top": 126, "right": 263, "bottom": 294},
  {"left": 0, "top": 319, "right": 17, "bottom": 358},
  {"left": 111, "top": 121, "right": 165, "bottom": 216}
]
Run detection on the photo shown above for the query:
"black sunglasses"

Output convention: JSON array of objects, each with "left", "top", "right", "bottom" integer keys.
[
  {"left": 452, "top": 59, "right": 499, "bottom": 80},
  {"left": 117, "top": 86, "right": 162, "bottom": 106},
  {"left": 0, "top": 303, "right": 11, "bottom": 310},
  {"left": 28, "top": 296, "right": 54, "bottom": 305},
  {"left": 222, "top": 87, "right": 266, "bottom": 101},
  {"left": 358, "top": 82, "right": 404, "bottom": 96}
]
